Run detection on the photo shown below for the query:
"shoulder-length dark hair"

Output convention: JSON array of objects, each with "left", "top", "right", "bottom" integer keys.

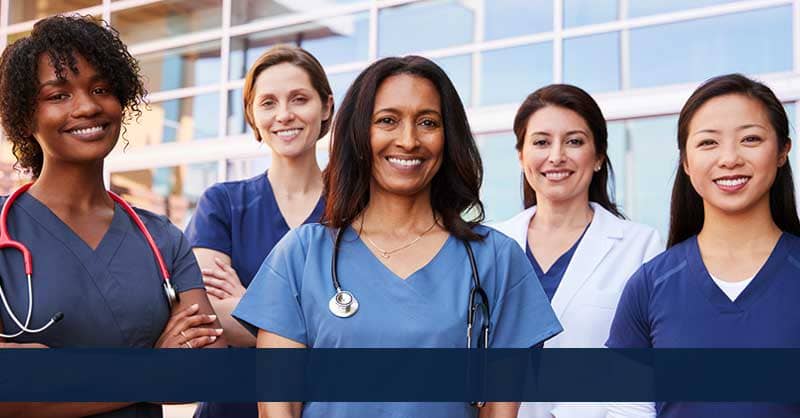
[
  {"left": 512, "top": 84, "right": 623, "bottom": 218},
  {"left": 322, "top": 56, "right": 485, "bottom": 241},
  {"left": 668, "top": 73, "right": 800, "bottom": 247}
]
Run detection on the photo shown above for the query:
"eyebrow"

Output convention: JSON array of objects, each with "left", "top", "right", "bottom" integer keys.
[
  {"left": 373, "top": 107, "right": 441, "bottom": 117},
  {"left": 38, "top": 73, "right": 108, "bottom": 90},
  {"left": 529, "top": 129, "right": 588, "bottom": 137},
  {"left": 257, "top": 88, "right": 313, "bottom": 98},
  {"left": 692, "top": 124, "right": 768, "bottom": 135}
]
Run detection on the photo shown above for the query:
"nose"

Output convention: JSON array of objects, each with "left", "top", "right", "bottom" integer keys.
[
  {"left": 547, "top": 141, "right": 565, "bottom": 165},
  {"left": 71, "top": 91, "right": 102, "bottom": 118},
  {"left": 275, "top": 102, "right": 295, "bottom": 124},
  {"left": 395, "top": 122, "right": 419, "bottom": 150},
  {"left": 718, "top": 139, "right": 744, "bottom": 169}
]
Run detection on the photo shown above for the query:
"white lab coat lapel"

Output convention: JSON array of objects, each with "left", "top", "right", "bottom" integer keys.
[{"left": 549, "top": 203, "right": 622, "bottom": 318}]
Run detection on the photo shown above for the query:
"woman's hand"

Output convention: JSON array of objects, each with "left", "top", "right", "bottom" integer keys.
[
  {"left": 202, "top": 257, "right": 246, "bottom": 300},
  {"left": 0, "top": 342, "right": 48, "bottom": 348},
  {"left": 155, "top": 303, "right": 223, "bottom": 348}
]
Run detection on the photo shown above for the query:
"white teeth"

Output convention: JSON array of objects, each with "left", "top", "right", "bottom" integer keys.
[
  {"left": 69, "top": 126, "right": 103, "bottom": 135},
  {"left": 544, "top": 171, "right": 571, "bottom": 180},
  {"left": 715, "top": 177, "right": 749, "bottom": 187},
  {"left": 387, "top": 157, "right": 422, "bottom": 167},
  {"left": 275, "top": 128, "right": 302, "bottom": 138}
]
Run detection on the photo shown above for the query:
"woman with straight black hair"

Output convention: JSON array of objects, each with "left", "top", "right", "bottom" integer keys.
[
  {"left": 233, "top": 56, "right": 561, "bottom": 418},
  {"left": 492, "top": 84, "right": 662, "bottom": 418},
  {"left": 607, "top": 74, "right": 800, "bottom": 418}
]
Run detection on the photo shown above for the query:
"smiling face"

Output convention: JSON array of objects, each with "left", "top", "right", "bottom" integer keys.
[
  {"left": 32, "top": 53, "right": 122, "bottom": 170},
  {"left": 684, "top": 93, "right": 789, "bottom": 216},
  {"left": 250, "top": 62, "right": 332, "bottom": 159},
  {"left": 518, "top": 105, "right": 601, "bottom": 207},
  {"left": 369, "top": 73, "right": 445, "bottom": 199}
]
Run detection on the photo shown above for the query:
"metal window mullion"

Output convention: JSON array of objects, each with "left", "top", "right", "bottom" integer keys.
[
  {"left": 369, "top": 0, "right": 378, "bottom": 60},
  {"left": 620, "top": 0, "right": 630, "bottom": 90},
  {"left": 793, "top": 0, "right": 800, "bottom": 72},
  {"left": 218, "top": 0, "right": 231, "bottom": 151},
  {"left": 553, "top": 0, "right": 563, "bottom": 83},
  {"left": 472, "top": 0, "right": 485, "bottom": 108},
  {"left": 102, "top": 0, "right": 111, "bottom": 22}
]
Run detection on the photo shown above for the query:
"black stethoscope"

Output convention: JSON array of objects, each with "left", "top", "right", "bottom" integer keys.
[
  {"left": 0, "top": 183, "right": 179, "bottom": 338},
  {"left": 327, "top": 227, "right": 491, "bottom": 349}
]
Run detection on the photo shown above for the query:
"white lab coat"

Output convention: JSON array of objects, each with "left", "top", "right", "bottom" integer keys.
[{"left": 490, "top": 202, "right": 663, "bottom": 418}]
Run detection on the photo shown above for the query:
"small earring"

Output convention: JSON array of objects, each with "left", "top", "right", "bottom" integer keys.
[{"left": 594, "top": 165, "right": 601, "bottom": 172}]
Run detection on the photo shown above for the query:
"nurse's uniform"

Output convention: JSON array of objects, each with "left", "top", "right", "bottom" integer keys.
[
  {"left": 234, "top": 223, "right": 563, "bottom": 418},
  {"left": 0, "top": 193, "right": 204, "bottom": 418},
  {"left": 607, "top": 233, "right": 800, "bottom": 418}
]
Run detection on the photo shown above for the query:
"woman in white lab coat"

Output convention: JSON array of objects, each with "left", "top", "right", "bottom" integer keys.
[{"left": 491, "top": 84, "right": 662, "bottom": 418}]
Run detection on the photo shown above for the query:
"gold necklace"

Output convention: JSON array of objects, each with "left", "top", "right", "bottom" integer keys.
[{"left": 361, "top": 216, "right": 439, "bottom": 259}]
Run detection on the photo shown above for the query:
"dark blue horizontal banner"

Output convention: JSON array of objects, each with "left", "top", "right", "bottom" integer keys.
[{"left": 0, "top": 349, "right": 799, "bottom": 402}]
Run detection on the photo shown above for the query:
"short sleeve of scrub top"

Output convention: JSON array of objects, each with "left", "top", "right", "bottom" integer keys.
[
  {"left": 605, "top": 265, "right": 653, "bottom": 348},
  {"left": 0, "top": 193, "right": 204, "bottom": 418},
  {"left": 185, "top": 182, "right": 232, "bottom": 255}
]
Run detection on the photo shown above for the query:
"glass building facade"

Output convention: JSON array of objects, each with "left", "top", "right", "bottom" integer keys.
[{"left": 0, "top": 0, "right": 799, "bottom": 238}]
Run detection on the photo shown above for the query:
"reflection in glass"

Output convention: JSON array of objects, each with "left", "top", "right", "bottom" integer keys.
[
  {"left": 563, "top": 32, "right": 620, "bottom": 93},
  {"left": 476, "top": 133, "right": 521, "bottom": 223},
  {"left": 434, "top": 55, "right": 472, "bottom": 107},
  {"left": 9, "top": 0, "right": 99, "bottom": 24},
  {"left": 228, "top": 13, "right": 369, "bottom": 81},
  {"left": 123, "top": 93, "right": 220, "bottom": 148},
  {"left": 630, "top": 7, "right": 792, "bottom": 88},
  {"left": 480, "top": 43, "right": 552, "bottom": 106},
  {"left": 110, "top": 162, "right": 219, "bottom": 228},
  {"left": 629, "top": 0, "right": 737, "bottom": 18},
  {"left": 231, "top": 0, "right": 367, "bottom": 26},
  {"left": 627, "top": 115, "right": 678, "bottom": 238},
  {"left": 112, "top": 0, "right": 222, "bottom": 45},
  {"left": 564, "top": 0, "right": 617, "bottom": 27},
  {"left": 485, "top": 0, "right": 552, "bottom": 41},
  {"left": 138, "top": 41, "right": 221, "bottom": 93},
  {"left": 378, "top": 0, "right": 473, "bottom": 57}
]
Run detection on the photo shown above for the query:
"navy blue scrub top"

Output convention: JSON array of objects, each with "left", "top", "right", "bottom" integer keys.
[
  {"left": 0, "top": 193, "right": 204, "bottom": 418},
  {"left": 607, "top": 233, "right": 800, "bottom": 417},
  {"left": 526, "top": 224, "right": 589, "bottom": 301},
  {"left": 184, "top": 173, "right": 324, "bottom": 418}
]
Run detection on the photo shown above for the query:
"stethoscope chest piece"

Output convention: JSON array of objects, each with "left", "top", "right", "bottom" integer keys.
[{"left": 329, "top": 290, "right": 358, "bottom": 318}]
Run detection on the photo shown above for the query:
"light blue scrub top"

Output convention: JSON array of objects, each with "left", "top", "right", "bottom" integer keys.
[
  {"left": 0, "top": 192, "right": 204, "bottom": 418},
  {"left": 233, "top": 223, "right": 562, "bottom": 418}
]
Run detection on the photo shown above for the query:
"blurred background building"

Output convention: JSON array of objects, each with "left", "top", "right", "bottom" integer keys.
[{"left": 0, "top": 0, "right": 798, "bottom": 238}]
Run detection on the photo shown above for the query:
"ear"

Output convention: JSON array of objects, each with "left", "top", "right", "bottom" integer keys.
[
  {"left": 778, "top": 138, "right": 792, "bottom": 167},
  {"left": 682, "top": 155, "right": 690, "bottom": 176},
  {"left": 594, "top": 154, "right": 605, "bottom": 172},
  {"left": 322, "top": 94, "right": 334, "bottom": 123}
]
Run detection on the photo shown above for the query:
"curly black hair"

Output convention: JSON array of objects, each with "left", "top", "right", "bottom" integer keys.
[{"left": 0, "top": 14, "right": 147, "bottom": 177}]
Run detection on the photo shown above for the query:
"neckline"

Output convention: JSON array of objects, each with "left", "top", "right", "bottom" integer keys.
[
  {"left": 346, "top": 225, "right": 455, "bottom": 282},
  {"left": 689, "top": 233, "right": 788, "bottom": 312},
  {"left": 262, "top": 171, "right": 324, "bottom": 230},
  {"left": 527, "top": 221, "right": 591, "bottom": 276}
]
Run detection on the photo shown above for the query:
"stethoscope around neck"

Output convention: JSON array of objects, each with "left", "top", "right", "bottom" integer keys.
[
  {"left": 328, "top": 227, "right": 491, "bottom": 349},
  {"left": 0, "top": 183, "right": 179, "bottom": 339}
]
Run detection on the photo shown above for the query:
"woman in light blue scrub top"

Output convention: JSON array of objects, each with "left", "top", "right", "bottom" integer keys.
[
  {"left": 185, "top": 45, "right": 332, "bottom": 418},
  {"left": 233, "top": 56, "right": 562, "bottom": 418},
  {"left": 607, "top": 74, "right": 800, "bottom": 418},
  {"left": 0, "top": 15, "right": 224, "bottom": 418}
]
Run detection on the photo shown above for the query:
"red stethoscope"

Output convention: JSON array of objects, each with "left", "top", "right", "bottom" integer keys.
[{"left": 0, "top": 183, "right": 179, "bottom": 339}]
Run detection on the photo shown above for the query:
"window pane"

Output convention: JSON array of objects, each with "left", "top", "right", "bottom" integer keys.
[
  {"left": 606, "top": 121, "right": 627, "bottom": 214},
  {"left": 227, "top": 88, "right": 252, "bottom": 136},
  {"left": 378, "top": 0, "right": 474, "bottom": 57},
  {"left": 563, "top": 32, "right": 620, "bottom": 92},
  {"left": 480, "top": 43, "right": 553, "bottom": 106},
  {"left": 138, "top": 41, "right": 221, "bottom": 93},
  {"left": 112, "top": 0, "right": 222, "bottom": 45},
  {"left": 110, "top": 162, "right": 219, "bottom": 229},
  {"left": 485, "top": 0, "right": 552, "bottom": 41},
  {"left": 630, "top": 7, "right": 792, "bottom": 88},
  {"left": 434, "top": 54, "right": 472, "bottom": 108},
  {"left": 564, "top": 0, "right": 617, "bottom": 27},
  {"left": 231, "top": 0, "right": 365, "bottom": 26},
  {"left": 629, "top": 0, "right": 738, "bottom": 18},
  {"left": 627, "top": 115, "right": 678, "bottom": 238},
  {"left": 477, "top": 133, "right": 521, "bottom": 222},
  {"left": 228, "top": 13, "right": 369, "bottom": 81},
  {"left": 9, "top": 0, "right": 99, "bottom": 24},
  {"left": 328, "top": 71, "right": 359, "bottom": 109},
  {"left": 123, "top": 93, "right": 220, "bottom": 148}
]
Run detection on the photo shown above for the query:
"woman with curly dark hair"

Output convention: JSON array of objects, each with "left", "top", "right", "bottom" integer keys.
[
  {"left": 233, "top": 56, "right": 562, "bottom": 418},
  {"left": 0, "top": 15, "right": 225, "bottom": 418}
]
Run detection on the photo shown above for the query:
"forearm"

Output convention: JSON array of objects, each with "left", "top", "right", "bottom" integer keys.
[
  {"left": 258, "top": 401, "right": 302, "bottom": 418},
  {"left": 479, "top": 402, "right": 519, "bottom": 418},
  {"left": 0, "top": 402, "right": 133, "bottom": 418},
  {"left": 212, "top": 297, "right": 256, "bottom": 347}
]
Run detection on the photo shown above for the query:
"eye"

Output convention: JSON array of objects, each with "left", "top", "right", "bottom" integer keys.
[
  {"left": 47, "top": 92, "right": 69, "bottom": 101},
  {"left": 742, "top": 135, "right": 762, "bottom": 144},
  {"left": 566, "top": 137, "right": 584, "bottom": 146},
  {"left": 531, "top": 138, "right": 548, "bottom": 146},
  {"left": 92, "top": 86, "right": 110, "bottom": 95},
  {"left": 292, "top": 96, "right": 308, "bottom": 104},
  {"left": 375, "top": 116, "right": 396, "bottom": 125},
  {"left": 419, "top": 118, "right": 439, "bottom": 128},
  {"left": 261, "top": 99, "right": 275, "bottom": 108},
  {"left": 697, "top": 139, "right": 717, "bottom": 147}
]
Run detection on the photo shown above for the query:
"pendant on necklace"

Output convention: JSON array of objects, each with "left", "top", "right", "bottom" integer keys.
[{"left": 381, "top": 252, "right": 390, "bottom": 259}]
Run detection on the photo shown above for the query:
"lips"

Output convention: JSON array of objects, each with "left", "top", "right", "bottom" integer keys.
[
  {"left": 63, "top": 123, "right": 109, "bottom": 141},
  {"left": 385, "top": 156, "right": 425, "bottom": 171},
  {"left": 541, "top": 170, "right": 573, "bottom": 181},
  {"left": 273, "top": 128, "right": 303, "bottom": 141},
  {"left": 713, "top": 175, "right": 750, "bottom": 192}
]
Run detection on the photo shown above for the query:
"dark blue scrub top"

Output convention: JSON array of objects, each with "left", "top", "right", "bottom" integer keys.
[
  {"left": 184, "top": 173, "right": 324, "bottom": 418},
  {"left": 526, "top": 225, "right": 589, "bottom": 301},
  {"left": 0, "top": 193, "right": 203, "bottom": 418},
  {"left": 607, "top": 233, "right": 800, "bottom": 417}
]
